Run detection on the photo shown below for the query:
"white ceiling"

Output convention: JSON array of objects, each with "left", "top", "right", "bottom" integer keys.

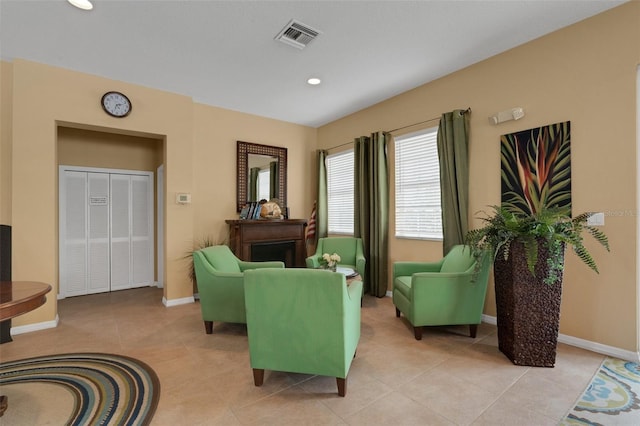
[{"left": 0, "top": 0, "right": 627, "bottom": 127}]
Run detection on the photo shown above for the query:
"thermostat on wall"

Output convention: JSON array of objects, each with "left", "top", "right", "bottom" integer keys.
[{"left": 176, "top": 193, "right": 191, "bottom": 204}]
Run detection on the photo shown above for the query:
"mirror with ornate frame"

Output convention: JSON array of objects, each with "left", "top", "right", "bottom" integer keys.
[{"left": 237, "top": 141, "right": 287, "bottom": 212}]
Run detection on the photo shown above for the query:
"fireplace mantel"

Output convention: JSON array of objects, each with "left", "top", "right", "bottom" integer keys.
[{"left": 225, "top": 219, "right": 307, "bottom": 267}]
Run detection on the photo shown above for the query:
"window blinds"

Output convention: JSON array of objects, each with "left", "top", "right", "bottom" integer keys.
[
  {"left": 326, "top": 149, "right": 354, "bottom": 235},
  {"left": 394, "top": 128, "right": 443, "bottom": 240}
]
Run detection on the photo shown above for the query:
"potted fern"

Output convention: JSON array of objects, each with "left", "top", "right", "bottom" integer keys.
[{"left": 465, "top": 206, "right": 609, "bottom": 367}]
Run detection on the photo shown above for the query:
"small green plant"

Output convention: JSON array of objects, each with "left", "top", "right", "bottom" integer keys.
[{"left": 465, "top": 206, "right": 609, "bottom": 285}]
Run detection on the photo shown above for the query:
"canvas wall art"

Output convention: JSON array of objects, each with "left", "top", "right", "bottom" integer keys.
[{"left": 501, "top": 121, "right": 571, "bottom": 216}]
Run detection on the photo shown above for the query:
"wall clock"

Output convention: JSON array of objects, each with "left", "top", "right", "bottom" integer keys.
[{"left": 101, "top": 91, "right": 132, "bottom": 117}]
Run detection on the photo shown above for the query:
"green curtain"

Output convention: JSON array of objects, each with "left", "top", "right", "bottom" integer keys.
[
  {"left": 354, "top": 132, "right": 389, "bottom": 297},
  {"left": 269, "top": 161, "right": 278, "bottom": 199},
  {"left": 437, "top": 109, "right": 470, "bottom": 255},
  {"left": 249, "top": 167, "right": 260, "bottom": 202},
  {"left": 316, "top": 150, "right": 328, "bottom": 239}
]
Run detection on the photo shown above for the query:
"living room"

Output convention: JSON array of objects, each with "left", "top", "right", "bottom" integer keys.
[{"left": 0, "top": 0, "right": 638, "bottom": 404}]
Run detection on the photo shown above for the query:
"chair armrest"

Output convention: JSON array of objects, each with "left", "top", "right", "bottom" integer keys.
[
  {"left": 195, "top": 252, "right": 243, "bottom": 280},
  {"left": 239, "top": 261, "right": 284, "bottom": 271},
  {"left": 344, "top": 279, "right": 362, "bottom": 360},
  {"left": 196, "top": 268, "right": 245, "bottom": 300},
  {"left": 354, "top": 243, "right": 366, "bottom": 278},
  {"left": 306, "top": 256, "right": 321, "bottom": 269},
  {"left": 347, "top": 280, "right": 363, "bottom": 301},
  {"left": 393, "top": 260, "right": 443, "bottom": 278}
]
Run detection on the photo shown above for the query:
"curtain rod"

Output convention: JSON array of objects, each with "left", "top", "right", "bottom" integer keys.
[
  {"left": 324, "top": 140, "right": 354, "bottom": 152},
  {"left": 323, "top": 108, "right": 471, "bottom": 151},
  {"left": 386, "top": 116, "right": 439, "bottom": 134},
  {"left": 386, "top": 107, "right": 472, "bottom": 134}
]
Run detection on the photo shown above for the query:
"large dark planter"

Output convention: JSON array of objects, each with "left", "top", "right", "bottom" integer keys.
[{"left": 493, "top": 240, "right": 564, "bottom": 367}]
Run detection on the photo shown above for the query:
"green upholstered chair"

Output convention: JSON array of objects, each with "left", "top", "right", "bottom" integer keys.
[
  {"left": 392, "top": 245, "right": 490, "bottom": 340},
  {"left": 244, "top": 268, "right": 362, "bottom": 397},
  {"left": 192, "top": 245, "right": 284, "bottom": 334},
  {"left": 306, "top": 237, "right": 366, "bottom": 287}
]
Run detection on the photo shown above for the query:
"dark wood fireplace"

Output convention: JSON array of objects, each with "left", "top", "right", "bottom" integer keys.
[
  {"left": 226, "top": 219, "right": 307, "bottom": 267},
  {"left": 251, "top": 240, "right": 296, "bottom": 266}
]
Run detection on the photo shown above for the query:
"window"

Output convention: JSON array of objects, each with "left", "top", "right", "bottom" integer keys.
[
  {"left": 257, "top": 169, "right": 270, "bottom": 201},
  {"left": 326, "top": 150, "right": 354, "bottom": 234},
  {"left": 394, "top": 127, "right": 442, "bottom": 240}
]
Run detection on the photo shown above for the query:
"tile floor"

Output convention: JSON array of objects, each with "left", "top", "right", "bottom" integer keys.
[{"left": 0, "top": 287, "right": 606, "bottom": 425}]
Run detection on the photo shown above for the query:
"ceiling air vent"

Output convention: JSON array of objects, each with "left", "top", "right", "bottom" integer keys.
[{"left": 275, "top": 19, "right": 320, "bottom": 49}]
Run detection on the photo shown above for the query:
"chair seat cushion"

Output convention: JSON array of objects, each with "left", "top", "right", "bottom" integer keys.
[{"left": 394, "top": 276, "right": 412, "bottom": 300}]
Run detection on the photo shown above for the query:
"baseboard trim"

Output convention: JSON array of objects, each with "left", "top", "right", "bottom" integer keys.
[
  {"left": 481, "top": 314, "right": 639, "bottom": 363},
  {"left": 11, "top": 315, "right": 59, "bottom": 336},
  {"left": 162, "top": 295, "right": 195, "bottom": 307}
]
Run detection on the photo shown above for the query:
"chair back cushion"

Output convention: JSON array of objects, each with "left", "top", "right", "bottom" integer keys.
[
  {"left": 319, "top": 238, "right": 360, "bottom": 266},
  {"left": 244, "top": 268, "right": 361, "bottom": 379},
  {"left": 440, "top": 245, "right": 475, "bottom": 273},
  {"left": 199, "top": 245, "right": 241, "bottom": 273}
]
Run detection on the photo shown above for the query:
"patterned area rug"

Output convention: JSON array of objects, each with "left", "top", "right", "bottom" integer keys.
[
  {"left": 0, "top": 353, "right": 160, "bottom": 425},
  {"left": 560, "top": 357, "right": 640, "bottom": 425}
]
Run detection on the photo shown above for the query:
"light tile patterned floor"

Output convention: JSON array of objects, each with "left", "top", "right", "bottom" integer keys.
[{"left": 0, "top": 287, "right": 605, "bottom": 425}]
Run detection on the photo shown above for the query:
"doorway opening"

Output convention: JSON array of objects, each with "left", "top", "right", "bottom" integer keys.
[{"left": 57, "top": 126, "right": 164, "bottom": 298}]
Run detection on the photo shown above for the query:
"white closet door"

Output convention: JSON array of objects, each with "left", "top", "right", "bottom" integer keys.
[
  {"left": 110, "top": 174, "right": 131, "bottom": 291},
  {"left": 60, "top": 166, "right": 154, "bottom": 296},
  {"left": 131, "top": 175, "right": 153, "bottom": 287},
  {"left": 61, "top": 171, "right": 88, "bottom": 297},
  {"left": 87, "top": 173, "right": 110, "bottom": 294}
]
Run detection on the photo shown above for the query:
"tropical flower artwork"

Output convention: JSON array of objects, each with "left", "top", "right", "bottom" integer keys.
[{"left": 500, "top": 121, "right": 571, "bottom": 216}]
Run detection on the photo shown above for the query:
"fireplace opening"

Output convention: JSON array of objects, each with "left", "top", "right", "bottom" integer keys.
[{"left": 251, "top": 240, "right": 296, "bottom": 267}]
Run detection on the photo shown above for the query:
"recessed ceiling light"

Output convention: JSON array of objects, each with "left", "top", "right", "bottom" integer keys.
[
  {"left": 307, "top": 78, "right": 321, "bottom": 85},
  {"left": 68, "top": 0, "right": 93, "bottom": 10}
]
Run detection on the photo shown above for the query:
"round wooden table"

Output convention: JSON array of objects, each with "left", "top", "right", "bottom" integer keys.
[
  {"left": 0, "top": 281, "right": 52, "bottom": 416},
  {"left": 1, "top": 281, "right": 52, "bottom": 322}
]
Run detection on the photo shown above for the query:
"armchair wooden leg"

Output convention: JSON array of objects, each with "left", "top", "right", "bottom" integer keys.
[
  {"left": 253, "top": 369, "right": 264, "bottom": 387},
  {"left": 395, "top": 307, "right": 400, "bottom": 318},
  {"left": 336, "top": 377, "right": 347, "bottom": 397},
  {"left": 469, "top": 324, "right": 478, "bottom": 338},
  {"left": 413, "top": 326, "right": 423, "bottom": 340},
  {"left": 204, "top": 321, "right": 213, "bottom": 334}
]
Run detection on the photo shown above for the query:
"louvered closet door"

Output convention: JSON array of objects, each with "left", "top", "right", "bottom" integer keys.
[
  {"left": 110, "top": 174, "right": 132, "bottom": 291},
  {"left": 87, "top": 173, "right": 110, "bottom": 294},
  {"left": 131, "top": 175, "right": 153, "bottom": 287},
  {"left": 61, "top": 171, "right": 88, "bottom": 297}
]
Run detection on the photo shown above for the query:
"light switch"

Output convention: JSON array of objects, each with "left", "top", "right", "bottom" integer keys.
[{"left": 586, "top": 212, "right": 604, "bottom": 226}]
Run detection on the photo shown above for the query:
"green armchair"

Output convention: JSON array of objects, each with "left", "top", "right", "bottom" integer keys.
[
  {"left": 306, "top": 237, "right": 366, "bottom": 286},
  {"left": 244, "top": 268, "right": 362, "bottom": 397},
  {"left": 192, "top": 245, "right": 284, "bottom": 334},
  {"left": 392, "top": 245, "right": 490, "bottom": 340}
]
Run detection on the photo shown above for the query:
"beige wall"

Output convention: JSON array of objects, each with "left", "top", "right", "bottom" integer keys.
[
  {"left": 58, "top": 127, "right": 163, "bottom": 171},
  {"left": 1, "top": 58, "right": 315, "bottom": 328},
  {"left": 317, "top": 2, "right": 640, "bottom": 352},
  {"left": 0, "top": 61, "right": 12, "bottom": 224}
]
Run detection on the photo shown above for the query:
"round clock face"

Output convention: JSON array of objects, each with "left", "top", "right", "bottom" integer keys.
[{"left": 101, "top": 91, "right": 132, "bottom": 117}]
